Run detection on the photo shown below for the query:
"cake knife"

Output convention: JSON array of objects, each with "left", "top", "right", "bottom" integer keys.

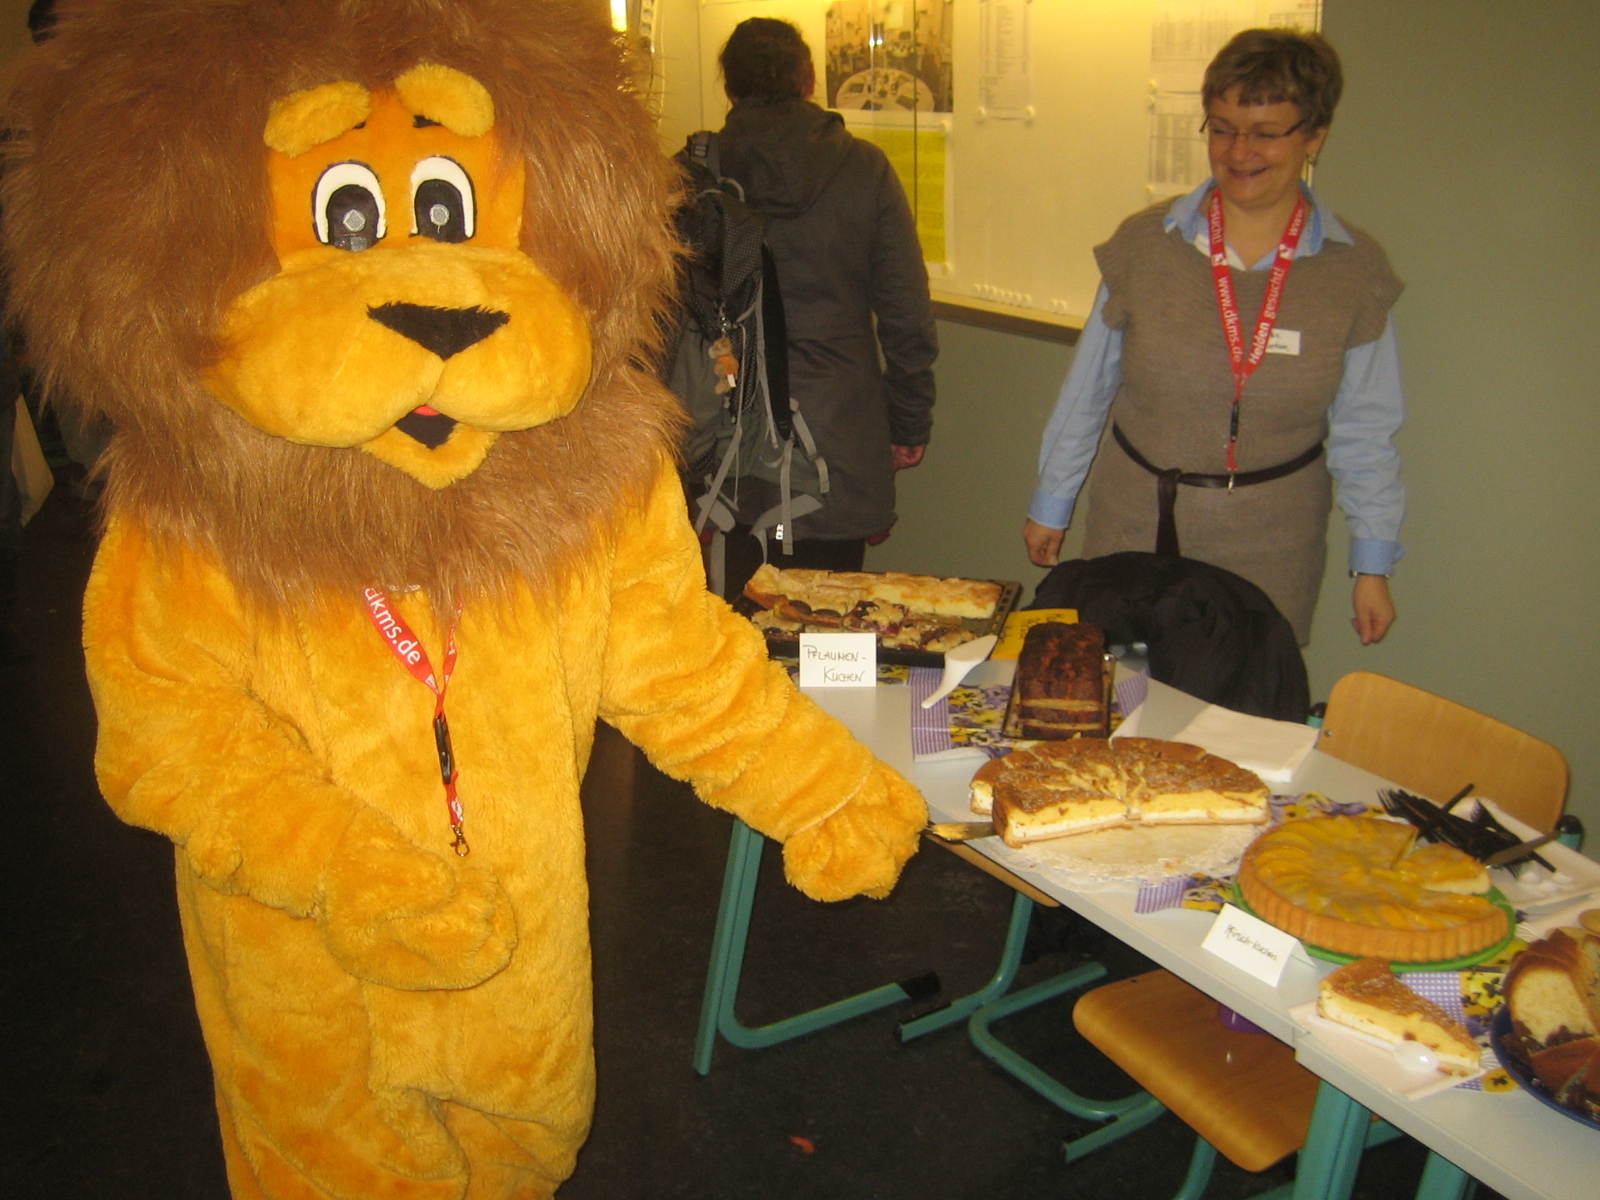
[{"left": 1483, "top": 831, "right": 1561, "bottom": 867}]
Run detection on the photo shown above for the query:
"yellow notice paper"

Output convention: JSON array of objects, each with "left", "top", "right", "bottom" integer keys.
[
  {"left": 991, "top": 608, "right": 1079, "bottom": 660},
  {"left": 849, "top": 126, "right": 946, "bottom": 263}
]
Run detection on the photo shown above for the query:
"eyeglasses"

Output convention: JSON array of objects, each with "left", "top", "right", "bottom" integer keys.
[{"left": 1201, "top": 118, "right": 1304, "bottom": 148}]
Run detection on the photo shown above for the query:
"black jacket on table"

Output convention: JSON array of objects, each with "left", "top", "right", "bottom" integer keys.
[
  {"left": 1031, "top": 552, "right": 1311, "bottom": 724},
  {"left": 716, "top": 98, "right": 937, "bottom": 541}
]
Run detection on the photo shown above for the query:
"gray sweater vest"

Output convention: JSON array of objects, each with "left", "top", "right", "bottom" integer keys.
[{"left": 1081, "top": 201, "right": 1402, "bottom": 644}]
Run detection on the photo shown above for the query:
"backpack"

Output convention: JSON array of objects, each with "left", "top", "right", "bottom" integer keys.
[{"left": 666, "top": 131, "right": 828, "bottom": 595}]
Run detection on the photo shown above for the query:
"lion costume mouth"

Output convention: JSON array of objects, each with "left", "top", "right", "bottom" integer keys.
[
  {"left": 202, "top": 66, "right": 592, "bottom": 490},
  {"left": 371, "top": 301, "right": 508, "bottom": 449},
  {"left": 395, "top": 407, "right": 457, "bottom": 448}
]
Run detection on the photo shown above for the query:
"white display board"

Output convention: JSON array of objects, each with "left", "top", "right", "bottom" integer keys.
[{"left": 677, "top": 0, "right": 1319, "bottom": 326}]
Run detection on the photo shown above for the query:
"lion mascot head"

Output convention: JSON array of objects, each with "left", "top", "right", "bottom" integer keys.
[{"left": 3, "top": 0, "right": 684, "bottom": 606}]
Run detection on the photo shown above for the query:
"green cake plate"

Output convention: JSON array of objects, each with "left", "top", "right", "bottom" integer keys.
[{"left": 1229, "top": 880, "right": 1517, "bottom": 972}]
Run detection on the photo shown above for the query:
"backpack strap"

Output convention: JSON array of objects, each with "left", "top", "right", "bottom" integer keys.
[
  {"left": 757, "top": 244, "right": 791, "bottom": 442},
  {"left": 748, "top": 488, "right": 824, "bottom": 563},
  {"left": 684, "top": 129, "right": 721, "bottom": 181}
]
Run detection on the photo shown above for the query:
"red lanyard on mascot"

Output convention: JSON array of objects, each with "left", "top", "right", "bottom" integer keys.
[
  {"left": 1207, "top": 189, "right": 1307, "bottom": 480},
  {"left": 362, "top": 587, "right": 469, "bottom": 856}
]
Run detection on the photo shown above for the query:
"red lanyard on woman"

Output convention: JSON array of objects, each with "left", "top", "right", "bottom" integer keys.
[
  {"left": 1208, "top": 189, "right": 1308, "bottom": 479},
  {"left": 362, "top": 587, "right": 469, "bottom": 856}
]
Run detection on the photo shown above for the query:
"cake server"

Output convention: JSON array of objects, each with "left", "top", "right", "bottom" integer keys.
[
  {"left": 919, "top": 634, "right": 999, "bottom": 709},
  {"left": 926, "top": 821, "right": 997, "bottom": 842}
]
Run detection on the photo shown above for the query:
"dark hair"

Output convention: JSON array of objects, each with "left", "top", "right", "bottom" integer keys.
[
  {"left": 27, "top": 0, "right": 56, "bottom": 43},
  {"left": 1203, "top": 29, "right": 1343, "bottom": 132},
  {"left": 719, "top": 18, "right": 810, "bottom": 104}
]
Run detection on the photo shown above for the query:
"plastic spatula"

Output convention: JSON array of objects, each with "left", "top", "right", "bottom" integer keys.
[{"left": 919, "top": 634, "right": 998, "bottom": 709}]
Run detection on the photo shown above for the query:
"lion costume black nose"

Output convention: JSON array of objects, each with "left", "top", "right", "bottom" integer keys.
[{"left": 367, "top": 303, "right": 510, "bottom": 360}]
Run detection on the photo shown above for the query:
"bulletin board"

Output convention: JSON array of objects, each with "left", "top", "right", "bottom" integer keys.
[{"left": 688, "top": 0, "right": 1320, "bottom": 335}]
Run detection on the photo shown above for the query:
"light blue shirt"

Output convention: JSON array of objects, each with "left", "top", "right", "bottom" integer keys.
[{"left": 1029, "top": 178, "right": 1405, "bottom": 576}]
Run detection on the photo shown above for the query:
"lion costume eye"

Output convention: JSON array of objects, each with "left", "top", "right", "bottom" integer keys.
[
  {"left": 313, "top": 162, "right": 386, "bottom": 252},
  {"left": 410, "top": 156, "right": 476, "bottom": 243}
]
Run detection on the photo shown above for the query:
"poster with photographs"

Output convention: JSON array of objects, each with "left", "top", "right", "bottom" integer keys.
[{"left": 825, "top": 1, "right": 953, "bottom": 114}]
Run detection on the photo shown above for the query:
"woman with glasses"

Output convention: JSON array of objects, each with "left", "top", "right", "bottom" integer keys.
[{"left": 1023, "top": 29, "right": 1404, "bottom": 648}]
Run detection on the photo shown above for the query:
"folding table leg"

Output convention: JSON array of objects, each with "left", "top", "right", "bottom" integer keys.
[
  {"left": 1171, "top": 1138, "right": 1220, "bottom": 1200},
  {"left": 898, "top": 889, "right": 1039, "bottom": 1041},
  {"left": 1414, "top": 1151, "right": 1476, "bottom": 1200},
  {"left": 1290, "top": 1081, "right": 1371, "bottom": 1200},
  {"left": 693, "top": 819, "right": 938, "bottom": 1075},
  {"left": 900, "top": 887, "right": 1161, "bottom": 1161}
]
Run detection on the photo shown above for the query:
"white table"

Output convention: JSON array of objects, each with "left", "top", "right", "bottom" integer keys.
[{"left": 803, "top": 678, "right": 1599, "bottom": 1200}]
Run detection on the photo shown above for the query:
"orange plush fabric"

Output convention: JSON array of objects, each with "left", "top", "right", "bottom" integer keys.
[
  {"left": 7, "top": 3, "right": 925, "bottom": 1197},
  {"left": 85, "top": 462, "right": 922, "bottom": 1195}
]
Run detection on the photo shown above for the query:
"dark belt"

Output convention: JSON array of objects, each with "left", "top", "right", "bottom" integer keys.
[{"left": 1112, "top": 423, "right": 1324, "bottom": 558}]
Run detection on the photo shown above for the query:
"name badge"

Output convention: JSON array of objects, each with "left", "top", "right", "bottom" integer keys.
[
  {"left": 1200, "top": 903, "right": 1300, "bottom": 986},
  {"left": 1267, "top": 328, "right": 1301, "bottom": 356},
  {"left": 798, "top": 633, "right": 877, "bottom": 688}
]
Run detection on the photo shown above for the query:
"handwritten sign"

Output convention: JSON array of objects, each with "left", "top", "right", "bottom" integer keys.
[
  {"left": 798, "top": 633, "right": 877, "bottom": 688},
  {"left": 991, "top": 608, "right": 1078, "bottom": 660},
  {"left": 1200, "top": 903, "right": 1300, "bottom": 987}
]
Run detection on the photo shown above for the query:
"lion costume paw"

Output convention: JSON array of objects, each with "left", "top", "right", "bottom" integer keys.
[
  {"left": 319, "top": 809, "right": 516, "bottom": 990},
  {"left": 783, "top": 765, "right": 926, "bottom": 902}
]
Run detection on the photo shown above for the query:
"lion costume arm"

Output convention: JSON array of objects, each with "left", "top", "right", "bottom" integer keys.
[
  {"left": 83, "top": 521, "right": 514, "bottom": 990},
  {"left": 598, "top": 462, "right": 927, "bottom": 902}
]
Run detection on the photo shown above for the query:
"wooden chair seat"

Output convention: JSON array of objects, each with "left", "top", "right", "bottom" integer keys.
[{"left": 1073, "top": 969, "right": 1320, "bottom": 1173}]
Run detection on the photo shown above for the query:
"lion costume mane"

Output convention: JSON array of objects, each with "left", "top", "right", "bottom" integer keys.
[{"left": 4, "top": 2, "right": 926, "bottom": 1196}]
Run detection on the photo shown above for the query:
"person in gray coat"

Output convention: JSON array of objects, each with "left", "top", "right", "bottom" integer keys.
[{"left": 713, "top": 17, "right": 937, "bottom": 594}]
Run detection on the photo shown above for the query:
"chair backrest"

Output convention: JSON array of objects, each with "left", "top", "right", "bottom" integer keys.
[{"left": 1317, "top": 671, "right": 1568, "bottom": 832}]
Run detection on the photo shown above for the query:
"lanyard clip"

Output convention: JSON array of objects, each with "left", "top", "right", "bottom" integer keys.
[
  {"left": 450, "top": 825, "right": 470, "bottom": 857},
  {"left": 432, "top": 712, "right": 455, "bottom": 784},
  {"left": 1228, "top": 469, "right": 1236, "bottom": 493}
]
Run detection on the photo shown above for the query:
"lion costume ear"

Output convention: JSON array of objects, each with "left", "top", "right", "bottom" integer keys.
[
  {"left": 395, "top": 64, "right": 495, "bottom": 137},
  {"left": 265, "top": 81, "right": 373, "bottom": 157}
]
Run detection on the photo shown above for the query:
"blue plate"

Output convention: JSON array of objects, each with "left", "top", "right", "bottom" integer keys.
[{"left": 1489, "top": 1006, "right": 1600, "bottom": 1132}]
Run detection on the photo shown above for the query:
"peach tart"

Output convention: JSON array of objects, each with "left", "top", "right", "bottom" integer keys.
[{"left": 1237, "top": 815, "right": 1508, "bottom": 962}]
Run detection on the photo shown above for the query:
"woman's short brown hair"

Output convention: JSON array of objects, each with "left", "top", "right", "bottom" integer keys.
[
  {"left": 1202, "top": 29, "right": 1343, "bottom": 132},
  {"left": 720, "top": 17, "right": 810, "bottom": 104}
]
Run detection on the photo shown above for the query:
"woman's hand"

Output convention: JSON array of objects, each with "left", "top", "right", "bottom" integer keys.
[
  {"left": 891, "top": 444, "right": 925, "bottom": 469},
  {"left": 1023, "top": 518, "right": 1066, "bottom": 568},
  {"left": 1351, "top": 574, "right": 1396, "bottom": 645}
]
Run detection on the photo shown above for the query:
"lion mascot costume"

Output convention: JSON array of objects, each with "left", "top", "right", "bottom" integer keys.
[{"left": 2, "top": 2, "right": 927, "bottom": 1195}]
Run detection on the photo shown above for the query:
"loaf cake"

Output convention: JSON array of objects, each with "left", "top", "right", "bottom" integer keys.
[
  {"left": 1003, "top": 621, "right": 1109, "bottom": 739},
  {"left": 971, "top": 737, "right": 1269, "bottom": 848},
  {"left": 1237, "top": 816, "right": 1508, "bottom": 962},
  {"left": 1316, "top": 958, "right": 1481, "bottom": 1075}
]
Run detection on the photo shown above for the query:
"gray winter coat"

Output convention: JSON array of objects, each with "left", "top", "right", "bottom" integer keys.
[{"left": 717, "top": 99, "right": 937, "bottom": 541}]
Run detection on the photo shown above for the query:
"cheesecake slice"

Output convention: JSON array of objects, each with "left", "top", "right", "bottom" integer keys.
[{"left": 1317, "top": 957, "right": 1481, "bottom": 1075}]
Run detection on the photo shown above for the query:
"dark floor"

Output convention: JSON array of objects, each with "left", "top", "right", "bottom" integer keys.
[{"left": 3, "top": 489, "right": 1455, "bottom": 1199}]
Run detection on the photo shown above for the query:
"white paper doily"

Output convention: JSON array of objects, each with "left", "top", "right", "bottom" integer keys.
[{"left": 984, "top": 823, "right": 1261, "bottom": 892}]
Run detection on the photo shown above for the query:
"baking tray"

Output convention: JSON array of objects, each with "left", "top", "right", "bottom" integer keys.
[{"left": 736, "top": 574, "right": 1021, "bottom": 668}]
